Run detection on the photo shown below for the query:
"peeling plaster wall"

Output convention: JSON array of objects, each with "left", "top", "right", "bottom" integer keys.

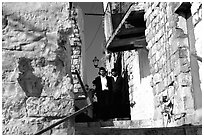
[{"left": 2, "top": 2, "right": 75, "bottom": 135}]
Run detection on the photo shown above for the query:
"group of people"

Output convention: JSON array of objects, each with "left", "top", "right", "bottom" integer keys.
[{"left": 92, "top": 67, "right": 125, "bottom": 121}]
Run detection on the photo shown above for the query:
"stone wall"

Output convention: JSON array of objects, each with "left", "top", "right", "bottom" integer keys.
[
  {"left": 70, "top": 6, "right": 86, "bottom": 93},
  {"left": 2, "top": 2, "right": 75, "bottom": 135},
  {"left": 104, "top": 2, "right": 202, "bottom": 128},
  {"left": 122, "top": 49, "right": 154, "bottom": 120},
  {"left": 104, "top": 3, "right": 154, "bottom": 121},
  {"left": 123, "top": 50, "right": 139, "bottom": 110},
  {"left": 105, "top": 49, "right": 154, "bottom": 120},
  {"left": 144, "top": 2, "right": 202, "bottom": 127}
]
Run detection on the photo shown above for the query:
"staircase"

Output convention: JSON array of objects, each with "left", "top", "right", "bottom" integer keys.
[
  {"left": 75, "top": 120, "right": 202, "bottom": 135},
  {"left": 73, "top": 69, "right": 201, "bottom": 135},
  {"left": 34, "top": 70, "right": 202, "bottom": 135}
]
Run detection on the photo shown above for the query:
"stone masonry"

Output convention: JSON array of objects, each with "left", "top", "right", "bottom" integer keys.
[
  {"left": 104, "top": 3, "right": 154, "bottom": 121},
  {"left": 104, "top": 2, "right": 202, "bottom": 128},
  {"left": 69, "top": 6, "right": 85, "bottom": 93},
  {"left": 2, "top": 2, "right": 76, "bottom": 135},
  {"left": 144, "top": 2, "right": 202, "bottom": 127}
]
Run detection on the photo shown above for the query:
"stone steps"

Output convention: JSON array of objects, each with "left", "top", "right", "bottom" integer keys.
[{"left": 75, "top": 120, "right": 202, "bottom": 135}]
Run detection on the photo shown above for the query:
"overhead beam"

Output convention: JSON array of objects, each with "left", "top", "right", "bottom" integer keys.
[
  {"left": 105, "top": 3, "right": 135, "bottom": 48},
  {"left": 107, "top": 36, "right": 147, "bottom": 52},
  {"left": 117, "top": 27, "right": 145, "bottom": 38},
  {"left": 105, "top": 3, "right": 145, "bottom": 50}
]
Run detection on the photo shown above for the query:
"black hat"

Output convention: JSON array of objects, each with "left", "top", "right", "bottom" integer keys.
[
  {"left": 99, "top": 67, "right": 106, "bottom": 71},
  {"left": 111, "top": 68, "right": 119, "bottom": 72}
]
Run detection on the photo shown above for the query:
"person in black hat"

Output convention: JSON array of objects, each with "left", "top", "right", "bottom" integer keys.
[{"left": 92, "top": 67, "right": 113, "bottom": 121}]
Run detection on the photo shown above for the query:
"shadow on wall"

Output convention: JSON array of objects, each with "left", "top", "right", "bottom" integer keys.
[{"left": 17, "top": 57, "right": 43, "bottom": 97}]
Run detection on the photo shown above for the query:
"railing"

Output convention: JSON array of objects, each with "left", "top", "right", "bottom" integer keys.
[
  {"left": 35, "top": 104, "right": 92, "bottom": 135},
  {"left": 72, "top": 70, "right": 92, "bottom": 105},
  {"left": 34, "top": 70, "right": 92, "bottom": 135}
]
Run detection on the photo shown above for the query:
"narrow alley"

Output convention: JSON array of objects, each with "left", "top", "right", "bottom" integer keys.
[{"left": 2, "top": 2, "right": 202, "bottom": 135}]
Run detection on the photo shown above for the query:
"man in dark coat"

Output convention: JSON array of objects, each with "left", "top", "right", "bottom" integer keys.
[
  {"left": 92, "top": 67, "right": 112, "bottom": 121},
  {"left": 111, "top": 68, "right": 124, "bottom": 118}
]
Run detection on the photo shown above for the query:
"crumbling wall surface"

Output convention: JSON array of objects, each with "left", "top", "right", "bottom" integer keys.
[
  {"left": 2, "top": 2, "right": 75, "bottom": 135},
  {"left": 144, "top": 2, "right": 202, "bottom": 127}
]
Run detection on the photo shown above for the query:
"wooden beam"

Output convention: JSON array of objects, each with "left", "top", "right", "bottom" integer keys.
[
  {"left": 105, "top": 3, "right": 145, "bottom": 50},
  {"left": 107, "top": 36, "right": 147, "bottom": 52},
  {"left": 117, "top": 27, "right": 145, "bottom": 37},
  {"left": 105, "top": 3, "right": 135, "bottom": 48},
  {"left": 112, "top": 37, "right": 146, "bottom": 46}
]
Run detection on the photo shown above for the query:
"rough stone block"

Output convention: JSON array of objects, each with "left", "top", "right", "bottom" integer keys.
[
  {"left": 194, "top": 21, "right": 201, "bottom": 37},
  {"left": 192, "top": 12, "right": 201, "bottom": 26},
  {"left": 2, "top": 94, "right": 27, "bottom": 121},
  {"left": 2, "top": 2, "right": 76, "bottom": 135},
  {"left": 177, "top": 73, "right": 192, "bottom": 87},
  {"left": 154, "top": 63, "right": 159, "bottom": 73},
  {"left": 157, "top": 58, "right": 164, "bottom": 70},
  {"left": 2, "top": 118, "right": 38, "bottom": 135},
  {"left": 71, "top": 55, "right": 80, "bottom": 59},
  {"left": 73, "top": 49, "right": 81, "bottom": 55},
  {"left": 154, "top": 95, "right": 161, "bottom": 107},
  {"left": 163, "top": 76, "right": 168, "bottom": 88},
  {"left": 2, "top": 51, "right": 17, "bottom": 71},
  {"left": 26, "top": 96, "right": 74, "bottom": 117},
  {"left": 151, "top": 43, "right": 158, "bottom": 56},
  {"left": 152, "top": 73, "right": 161, "bottom": 85},
  {"left": 158, "top": 81, "right": 165, "bottom": 93},
  {"left": 166, "top": 60, "right": 171, "bottom": 75},
  {"left": 153, "top": 107, "right": 163, "bottom": 120},
  {"left": 184, "top": 114, "right": 195, "bottom": 125},
  {"left": 194, "top": 108, "right": 202, "bottom": 125},
  {"left": 74, "top": 83, "right": 81, "bottom": 90},
  {"left": 178, "top": 47, "right": 188, "bottom": 58},
  {"left": 173, "top": 93, "right": 185, "bottom": 115},
  {"left": 180, "top": 87, "right": 194, "bottom": 110},
  {"left": 47, "top": 32, "right": 58, "bottom": 46},
  {"left": 72, "top": 58, "right": 80, "bottom": 65},
  {"left": 191, "top": 2, "right": 201, "bottom": 15},
  {"left": 167, "top": 86, "right": 175, "bottom": 98}
]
